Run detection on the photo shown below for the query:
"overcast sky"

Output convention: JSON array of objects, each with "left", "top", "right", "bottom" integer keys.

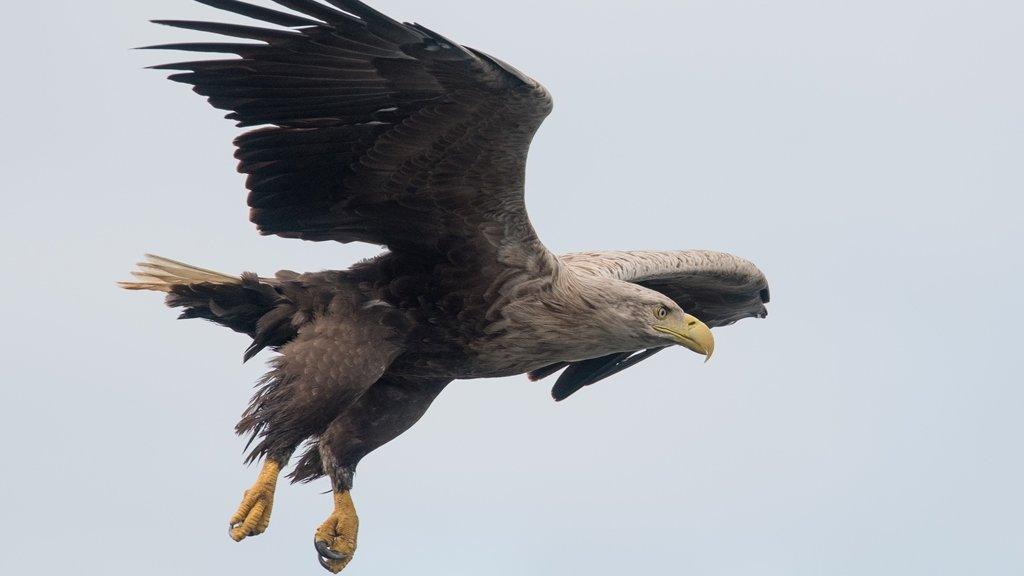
[{"left": 2, "top": 1, "right": 1022, "bottom": 574}]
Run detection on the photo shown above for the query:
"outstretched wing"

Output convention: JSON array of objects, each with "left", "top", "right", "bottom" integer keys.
[
  {"left": 533, "top": 250, "right": 770, "bottom": 400},
  {"left": 149, "top": 0, "right": 553, "bottom": 262}
]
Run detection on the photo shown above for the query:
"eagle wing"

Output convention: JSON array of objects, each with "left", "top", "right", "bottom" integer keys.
[
  {"left": 534, "top": 250, "right": 770, "bottom": 400},
  {"left": 150, "top": 0, "right": 553, "bottom": 263}
]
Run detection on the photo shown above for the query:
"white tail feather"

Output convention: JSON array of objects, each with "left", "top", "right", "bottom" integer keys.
[{"left": 119, "top": 254, "right": 241, "bottom": 292}]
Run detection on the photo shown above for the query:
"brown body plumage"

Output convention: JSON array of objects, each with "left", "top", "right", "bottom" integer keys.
[{"left": 122, "top": 1, "right": 769, "bottom": 572}]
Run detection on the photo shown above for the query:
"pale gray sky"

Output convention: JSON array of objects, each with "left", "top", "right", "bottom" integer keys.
[{"left": 2, "top": 1, "right": 1022, "bottom": 574}]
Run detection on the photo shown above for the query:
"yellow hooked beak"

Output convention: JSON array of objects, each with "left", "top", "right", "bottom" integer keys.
[{"left": 654, "top": 313, "right": 715, "bottom": 362}]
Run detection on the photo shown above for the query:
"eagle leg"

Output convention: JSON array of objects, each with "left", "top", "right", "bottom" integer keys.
[
  {"left": 309, "top": 376, "right": 450, "bottom": 572},
  {"left": 228, "top": 458, "right": 282, "bottom": 541},
  {"left": 314, "top": 490, "right": 359, "bottom": 573}
]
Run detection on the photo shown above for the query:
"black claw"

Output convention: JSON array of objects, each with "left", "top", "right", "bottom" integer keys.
[
  {"left": 318, "top": 554, "right": 333, "bottom": 571},
  {"left": 315, "top": 539, "right": 345, "bottom": 560}
]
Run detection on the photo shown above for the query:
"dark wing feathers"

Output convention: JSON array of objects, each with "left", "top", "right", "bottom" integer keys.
[
  {"left": 151, "top": 19, "right": 302, "bottom": 42},
  {"left": 193, "top": 0, "right": 322, "bottom": 27},
  {"left": 270, "top": 0, "right": 354, "bottom": 23},
  {"left": 149, "top": 0, "right": 553, "bottom": 257},
  {"left": 546, "top": 348, "right": 667, "bottom": 402}
]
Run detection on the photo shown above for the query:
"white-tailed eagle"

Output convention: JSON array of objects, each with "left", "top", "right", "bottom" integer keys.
[{"left": 122, "top": 1, "right": 770, "bottom": 572}]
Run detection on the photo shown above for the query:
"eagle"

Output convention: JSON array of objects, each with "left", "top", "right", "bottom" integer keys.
[{"left": 121, "top": 0, "right": 770, "bottom": 572}]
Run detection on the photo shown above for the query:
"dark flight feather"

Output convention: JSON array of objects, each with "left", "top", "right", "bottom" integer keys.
[
  {"left": 194, "top": 0, "right": 321, "bottom": 27},
  {"left": 149, "top": 0, "right": 553, "bottom": 258},
  {"left": 548, "top": 348, "right": 666, "bottom": 401},
  {"left": 151, "top": 19, "right": 303, "bottom": 42},
  {"left": 268, "top": 0, "right": 352, "bottom": 23}
]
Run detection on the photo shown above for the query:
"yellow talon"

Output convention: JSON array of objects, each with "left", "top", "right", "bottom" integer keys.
[
  {"left": 229, "top": 459, "right": 281, "bottom": 541},
  {"left": 314, "top": 490, "right": 359, "bottom": 573}
]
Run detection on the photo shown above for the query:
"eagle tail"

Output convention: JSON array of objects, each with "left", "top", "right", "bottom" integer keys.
[
  {"left": 119, "top": 253, "right": 242, "bottom": 292},
  {"left": 121, "top": 254, "right": 292, "bottom": 361}
]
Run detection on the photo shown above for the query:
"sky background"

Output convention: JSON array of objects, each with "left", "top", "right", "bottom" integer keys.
[{"left": 2, "top": 0, "right": 1022, "bottom": 574}]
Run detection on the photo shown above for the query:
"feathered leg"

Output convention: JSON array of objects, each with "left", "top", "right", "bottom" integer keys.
[
  {"left": 228, "top": 308, "right": 407, "bottom": 544},
  {"left": 313, "top": 376, "right": 450, "bottom": 573}
]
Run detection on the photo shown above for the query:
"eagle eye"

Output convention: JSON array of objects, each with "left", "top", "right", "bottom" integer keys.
[{"left": 655, "top": 305, "right": 669, "bottom": 319}]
